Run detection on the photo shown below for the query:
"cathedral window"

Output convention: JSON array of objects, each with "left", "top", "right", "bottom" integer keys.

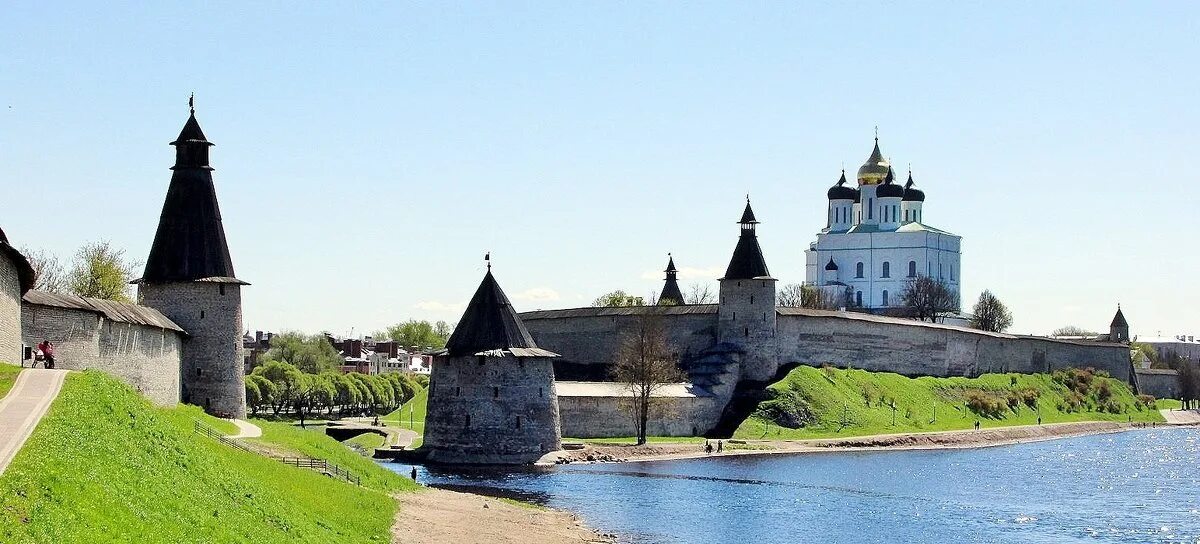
[
  {"left": 882, "top": 262, "right": 891, "bottom": 278},
  {"left": 856, "top": 262, "right": 864, "bottom": 278},
  {"left": 855, "top": 291, "right": 863, "bottom": 307},
  {"left": 909, "top": 261, "right": 917, "bottom": 277},
  {"left": 868, "top": 199, "right": 873, "bottom": 219},
  {"left": 882, "top": 290, "right": 889, "bottom": 306}
]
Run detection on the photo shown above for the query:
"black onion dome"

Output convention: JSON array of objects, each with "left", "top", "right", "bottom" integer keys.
[
  {"left": 825, "top": 258, "right": 839, "bottom": 271},
  {"left": 827, "top": 170, "right": 858, "bottom": 200},
  {"left": 903, "top": 173, "right": 925, "bottom": 202},
  {"left": 876, "top": 167, "right": 905, "bottom": 198}
]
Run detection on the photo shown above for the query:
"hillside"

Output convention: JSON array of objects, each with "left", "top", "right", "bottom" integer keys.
[
  {"left": 735, "top": 366, "right": 1167, "bottom": 440},
  {"left": 383, "top": 386, "right": 427, "bottom": 447},
  {"left": 0, "top": 370, "right": 416, "bottom": 543}
]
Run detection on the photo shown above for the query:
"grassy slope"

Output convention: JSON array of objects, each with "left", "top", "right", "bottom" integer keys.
[
  {"left": 735, "top": 366, "right": 1168, "bottom": 440},
  {"left": 382, "top": 387, "right": 427, "bottom": 448},
  {"left": 0, "top": 371, "right": 412, "bottom": 544},
  {"left": 249, "top": 420, "right": 416, "bottom": 492},
  {"left": 0, "top": 363, "right": 20, "bottom": 400}
]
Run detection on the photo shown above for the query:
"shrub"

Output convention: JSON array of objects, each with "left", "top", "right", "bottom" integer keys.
[
  {"left": 1062, "top": 391, "right": 1086, "bottom": 413},
  {"left": 1016, "top": 387, "right": 1041, "bottom": 408},
  {"left": 755, "top": 389, "right": 816, "bottom": 429},
  {"left": 861, "top": 383, "right": 883, "bottom": 407},
  {"left": 1136, "top": 394, "right": 1157, "bottom": 409},
  {"left": 1093, "top": 380, "right": 1114, "bottom": 402},
  {"left": 413, "top": 374, "right": 430, "bottom": 388},
  {"left": 1053, "top": 367, "right": 1096, "bottom": 397},
  {"left": 821, "top": 364, "right": 837, "bottom": 383},
  {"left": 965, "top": 390, "right": 1006, "bottom": 418}
]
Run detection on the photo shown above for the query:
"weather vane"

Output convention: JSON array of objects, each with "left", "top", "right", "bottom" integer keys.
[
  {"left": 188, "top": 92, "right": 194, "bottom": 114},
  {"left": 485, "top": 251, "right": 491, "bottom": 271}
]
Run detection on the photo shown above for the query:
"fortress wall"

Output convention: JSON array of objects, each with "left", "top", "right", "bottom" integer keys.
[
  {"left": 524, "top": 312, "right": 717, "bottom": 370},
  {"left": 1134, "top": 369, "right": 1179, "bottom": 399},
  {"left": 776, "top": 314, "right": 1131, "bottom": 382},
  {"left": 22, "top": 302, "right": 182, "bottom": 406},
  {"left": 557, "top": 386, "right": 723, "bottom": 438},
  {"left": 0, "top": 257, "right": 22, "bottom": 364}
]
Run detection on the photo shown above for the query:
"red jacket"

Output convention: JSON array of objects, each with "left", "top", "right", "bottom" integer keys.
[{"left": 38, "top": 342, "right": 54, "bottom": 356}]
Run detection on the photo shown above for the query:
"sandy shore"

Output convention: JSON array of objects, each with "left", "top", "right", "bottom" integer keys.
[
  {"left": 543, "top": 419, "right": 1194, "bottom": 465},
  {"left": 393, "top": 487, "right": 615, "bottom": 544}
]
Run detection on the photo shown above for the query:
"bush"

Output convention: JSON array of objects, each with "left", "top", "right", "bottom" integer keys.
[
  {"left": 413, "top": 374, "right": 430, "bottom": 388},
  {"left": 1016, "top": 387, "right": 1041, "bottom": 408},
  {"left": 1136, "top": 394, "right": 1157, "bottom": 409},
  {"left": 1062, "top": 391, "right": 1086, "bottom": 413},
  {"left": 1053, "top": 367, "right": 1096, "bottom": 396},
  {"left": 755, "top": 389, "right": 816, "bottom": 428},
  {"left": 965, "top": 390, "right": 1007, "bottom": 418}
]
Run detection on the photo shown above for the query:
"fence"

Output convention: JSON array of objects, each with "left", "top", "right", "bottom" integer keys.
[{"left": 193, "top": 421, "right": 362, "bottom": 486}]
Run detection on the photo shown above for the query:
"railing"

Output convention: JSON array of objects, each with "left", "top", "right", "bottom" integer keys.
[{"left": 193, "top": 421, "right": 362, "bottom": 486}]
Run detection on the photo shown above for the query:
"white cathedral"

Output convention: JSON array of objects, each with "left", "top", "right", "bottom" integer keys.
[{"left": 804, "top": 138, "right": 962, "bottom": 313}]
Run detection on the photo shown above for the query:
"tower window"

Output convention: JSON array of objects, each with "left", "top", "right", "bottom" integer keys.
[
  {"left": 539, "top": 387, "right": 543, "bottom": 398},
  {"left": 908, "top": 261, "right": 917, "bottom": 278},
  {"left": 219, "top": 284, "right": 225, "bottom": 296},
  {"left": 856, "top": 262, "right": 864, "bottom": 278},
  {"left": 200, "top": 310, "right": 205, "bottom": 319},
  {"left": 516, "top": 416, "right": 522, "bottom": 429},
  {"left": 465, "top": 414, "right": 470, "bottom": 428},
  {"left": 493, "top": 386, "right": 499, "bottom": 399},
  {"left": 750, "top": 295, "right": 754, "bottom": 305},
  {"left": 882, "top": 262, "right": 890, "bottom": 278},
  {"left": 744, "top": 327, "right": 749, "bottom": 337},
  {"left": 868, "top": 199, "right": 874, "bottom": 219},
  {"left": 456, "top": 386, "right": 461, "bottom": 396},
  {"left": 196, "top": 368, "right": 203, "bottom": 377}
]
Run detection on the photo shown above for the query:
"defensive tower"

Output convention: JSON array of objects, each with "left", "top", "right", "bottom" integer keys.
[
  {"left": 424, "top": 263, "right": 562, "bottom": 464},
  {"left": 1110, "top": 305, "right": 1130, "bottom": 343},
  {"left": 658, "top": 253, "right": 685, "bottom": 305},
  {"left": 136, "top": 98, "right": 248, "bottom": 418},
  {"left": 718, "top": 199, "right": 777, "bottom": 381}
]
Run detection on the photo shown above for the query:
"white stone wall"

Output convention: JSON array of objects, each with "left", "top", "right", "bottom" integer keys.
[
  {"left": 558, "top": 393, "right": 720, "bottom": 437},
  {"left": 0, "top": 257, "right": 21, "bottom": 364},
  {"left": 140, "top": 282, "right": 245, "bottom": 418},
  {"left": 22, "top": 302, "right": 182, "bottom": 406}
]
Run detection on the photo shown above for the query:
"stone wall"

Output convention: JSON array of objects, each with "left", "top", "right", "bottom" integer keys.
[
  {"left": 140, "top": 282, "right": 245, "bottom": 418},
  {"left": 22, "top": 302, "right": 182, "bottom": 406},
  {"left": 1135, "top": 369, "right": 1179, "bottom": 400},
  {"left": 424, "top": 354, "right": 561, "bottom": 464},
  {"left": 557, "top": 382, "right": 724, "bottom": 437},
  {"left": 775, "top": 310, "right": 1132, "bottom": 382},
  {"left": 0, "top": 257, "right": 22, "bottom": 364}
]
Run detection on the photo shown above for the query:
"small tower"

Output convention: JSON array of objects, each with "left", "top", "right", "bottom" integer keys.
[
  {"left": 423, "top": 264, "right": 562, "bottom": 464},
  {"left": 877, "top": 166, "right": 904, "bottom": 230},
  {"left": 658, "top": 253, "right": 686, "bottom": 305},
  {"left": 1110, "top": 305, "right": 1130, "bottom": 343},
  {"left": 136, "top": 99, "right": 248, "bottom": 418},
  {"left": 826, "top": 170, "right": 857, "bottom": 231},
  {"left": 718, "top": 199, "right": 777, "bottom": 382},
  {"left": 901, "top": 169, "right": 925, "bottom": 224}
]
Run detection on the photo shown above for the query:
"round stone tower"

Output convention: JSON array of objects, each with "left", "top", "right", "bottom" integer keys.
[
  {"left": 718, "top": 199, "right": 778, "bottom": 382},
  {"left": 424, "top": 265, "right": 561, "bottom": 465},
  {"left": 136, "top": 99, "right": 247, "bottom": 418}
]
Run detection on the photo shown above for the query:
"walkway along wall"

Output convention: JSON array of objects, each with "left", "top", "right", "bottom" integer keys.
[{"left": 21, "top": 291, "right": 183, "bottom": 406}]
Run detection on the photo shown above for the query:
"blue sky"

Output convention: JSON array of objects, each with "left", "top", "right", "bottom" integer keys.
[{"left": 2, "top": 2, "right": 1197, "bottom": 338}]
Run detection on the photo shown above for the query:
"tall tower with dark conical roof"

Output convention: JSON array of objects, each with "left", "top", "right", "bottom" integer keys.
[
  {"left": 658, "top": 254, "right": 685, "bottom": 305},
  {"left": 424, "top": 264, "right": 562, "bottom": 464},
  {"left": 136, "top": 99, "right": 247, "bottom": 418},
  {"left": 718, "top": 198, "right": 777, "bottom": 381}
]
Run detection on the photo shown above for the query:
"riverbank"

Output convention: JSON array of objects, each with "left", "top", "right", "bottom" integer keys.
[
  {"left": 392, "top": 487, "right": 614, "bottom": 544},
  {"left": 542, "top": 419, "right": 1193, "bottom": 465}
]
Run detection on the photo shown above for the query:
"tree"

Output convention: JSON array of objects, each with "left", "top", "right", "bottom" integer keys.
[
  {"left": 969, "top": 290, "right": 1013, "bottom": 332},
  {"left": 244, "top": 374, "right": 277, "bottom": 416},
  {"left": 685, "top": 283, "right": 715, "bottom": 304},
  {"left": 20, "top": 247, "right": 68, "bottom": 293},
  {"left": 777, "top": 283, "right": 804, "bottom": 307},
  {"left": 1130, "top": 342, "right": 1158, "bottom": 365},
  {"left": 777, "top": 283, "right": 839, "bottom": 310},
  {"left": 592, "top": 290, "right": 644, "bottom": 307},
  {"left": 254, "top": 360, "right": 304, "bottom": 416},
  {"left": 382, "top": 320, "right": 451, "bottom": 349},
  {"left": 260, "top": 331, "right": 342, "bottom": 374},
  {"left": 1050, "top": 326, "right": 1098, "bottom": 338},
  {"left": 1177, "top": 362, "right": 1200, "bottom": 410},
  {"left": 900, "top": 276, "right": 958, "bottom": 322},
  {"left": 610, "top": 311, "right": 685, "bottom": 445},
  {"left": 67, "top": 241, "right": 138, "bottom": 301}
]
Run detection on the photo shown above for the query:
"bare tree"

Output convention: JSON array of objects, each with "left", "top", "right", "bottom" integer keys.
[
  {"left": 68, "top": 241, "right": 140, "bottom": 302},
  {"left": 685, "top": 282, "right": 714, "bottom": 304},
  {"left": 20, "top": 246, "right": 68, "bottom": 293},
  {"left": 776, "top": 283, "right": 804, "bottom": 307},
  {"left": 900, "top": 276, "right": 958, "bottom": 322},
  {"left": 969, "top": 290, "right": 1013, "bottom": 332},
  {"left": 1051, "top": 325, "right": 1098, "bottom": 338},
  {"left": 611, "top": 310, "right": 685, "bottom": 445}
]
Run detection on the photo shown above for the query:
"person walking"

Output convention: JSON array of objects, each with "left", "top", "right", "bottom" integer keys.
[
  {"left": 410, "top": 466, "right": 418, "bottom": 481},
  {"left": 716, "top": 440, "right": 723, "bottom": 453},
  {"left": 37, "top": 340, "right": 55, "bottom": 369}
]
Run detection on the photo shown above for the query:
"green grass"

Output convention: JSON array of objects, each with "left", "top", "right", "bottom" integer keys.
[
  {"left": 344, "top": 432, "right": 386, "bottom": 453},
  {"left": 0, "top": 370, "right": 411, "bottom": 544},
  {"left": 248, "top": 420, "right": 417, "bottom": 493},
  {"left": 0, "top": 363, "right": 21, "bottom": 400},
  {"left": 382, "top": 386, "right": 427, "bottom": 448},
  {"left": 734, "top": 366, "right": 1169, "bottom": 441}
]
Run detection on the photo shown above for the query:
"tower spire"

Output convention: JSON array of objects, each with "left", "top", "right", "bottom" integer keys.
[
  {"left": 724, "top": 199, "right": 771, "bottom": 280},
  {"left": 658, "top": 252, "right": 685, "bottom": 305}
]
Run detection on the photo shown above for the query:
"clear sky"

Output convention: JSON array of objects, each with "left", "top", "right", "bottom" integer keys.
[{"left": 3, "top": 2, "right": 1197, "bottom": 338}]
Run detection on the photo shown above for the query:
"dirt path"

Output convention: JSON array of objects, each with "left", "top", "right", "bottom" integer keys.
[
  {"left": 544, "top": 420, "right": 1178, "bottom": 465},
  {"left": 226, "top": 419, "right": 262, "bottom": 439},
  {"left": 393, "top": 487, "right": 614, "bottom": 544},
  {"left": 0, "top": 369, "right": 69, "bottom": 475},
  {"left": 1160, "top": 409, "right": 1200, "bottom": 425}
]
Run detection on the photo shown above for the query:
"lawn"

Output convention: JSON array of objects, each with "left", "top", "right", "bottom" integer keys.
[
  {"left": 0, "top": 363, "right": 20, "bottom": 400},
  {"left": 382, "top": 386, "right": 427, "bottom": 448},
  {"left": 734, "top": 366, "right": 1171, "bottom": 441},
  {"left": 248, "top": 419, "right": 417, "bottom": 493},
  {"left": 0, "top": 370, "right": 412, "bottom": 544}
]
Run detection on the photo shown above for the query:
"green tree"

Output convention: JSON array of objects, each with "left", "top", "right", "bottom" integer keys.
[
  {"left": 592, "top": 290, "right": 645, "bottom": 307},
  {"left": 253, "top": 360, "right": 304, "bottom": 416},
  {"left": 260, "top": 331, "right": 342, "bottom": 374},
  {"left": 1051, "top": 325, "right": 1098, "bottom": 337},
  {"left": 67, "top": 241, "right": 138, "bottom": 302},
  {"left": 969, "top": 290, "right": 1014, "bottom": 332},
  {"left": 382, "top": 320, "right": 451, "bottom": 349},
  {"left": 244, "top": 374, "right": 277, "bottom": 416}
]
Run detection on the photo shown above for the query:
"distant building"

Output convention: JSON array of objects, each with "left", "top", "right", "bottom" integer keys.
[{"left": 1138, "top": 334, "right": 1199, "bottom": 364}]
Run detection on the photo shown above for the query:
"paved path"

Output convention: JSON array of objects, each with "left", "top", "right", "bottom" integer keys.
[
  {"left": 227, "top": 419, "right": 263, "bottom": 439},
  {"left": 1160, "top": 409, "right": 1200, "bottom": 425},
  {"left": 0, "top": 369, "right": 69, "bottom": 475},
  {"left": 342, "top": 417, "right": 417, "bottom": 448}
]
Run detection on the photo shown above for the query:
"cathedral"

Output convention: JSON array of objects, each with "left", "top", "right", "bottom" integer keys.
[{"left": 804, "top": 138, "right": 962, "bottom": 313}]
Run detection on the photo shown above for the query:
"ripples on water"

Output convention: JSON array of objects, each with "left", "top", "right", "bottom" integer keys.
[{"left": 386, "top": 428, "right": 1200, "bottom": 544}]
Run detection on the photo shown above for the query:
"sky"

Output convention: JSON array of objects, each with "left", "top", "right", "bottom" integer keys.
[{"left": 2, "top": 2, "right": 1197, "bottom": 338}]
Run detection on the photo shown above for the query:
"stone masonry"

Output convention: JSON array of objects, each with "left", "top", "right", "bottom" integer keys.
[{"left": 0, "top": 257, "right": 22, "bottom": 364}]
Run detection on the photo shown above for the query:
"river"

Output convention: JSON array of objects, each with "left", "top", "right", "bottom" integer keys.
[{"left": 385, "top": 428, "right": 1200, "bottom": 543}]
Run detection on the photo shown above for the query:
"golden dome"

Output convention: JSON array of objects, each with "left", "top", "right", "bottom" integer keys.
[{"left": 857, "top": 138, "right": 890, "bottom": 185}]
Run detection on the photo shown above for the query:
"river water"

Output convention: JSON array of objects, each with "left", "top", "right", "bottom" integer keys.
[{"left": 386, "top": 428, "right": 1200, "bottom": 543}]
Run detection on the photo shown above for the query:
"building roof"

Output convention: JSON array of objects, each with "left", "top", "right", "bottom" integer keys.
[
  {"left": 659, "top": 255, "right": 685, "bottom": 305},
  {"left": 139, "top": 108, "right": 244, "bottom": 285},
  {"left": 1111, "top": 307, "right": 1128, "bottom": 328},
  {"left": 0, "top": 227, "right": 35, "bottom": 294},
  {"left": 857, "top": 138, "right": 890, "bottom": 185},
  {"left": 445, "top": 269, "right": 558, "bottom": 357},
  {"left": 520, "top": 304, "right": 718, "bottom": 320},
  {"left": 23, "top": 290, "right": 186, "bottom": 333},
  {"left": 724, "top": 200, "right": 772, "bottom": 280}
]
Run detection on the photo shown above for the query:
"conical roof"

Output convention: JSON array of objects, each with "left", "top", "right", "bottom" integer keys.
[
  {"left": 827, "top": 170, "right": 858, "bottom": 200},
  {"left": 1111, "top": 306, "right": 1128, "bottom": 328},
  {"left": 739, "top": 200, "right": 759, "bottom": 224},
  {"left": 724, "top": 201, "right": 772, "bottom": 280},
  {"left": 445, "top": 270, "right": 557, "bottom": 357},
  {"left": 825, "top": 257, "right": 839, "bottom": 271},
  {"left": 140, "top": 109, "right": 243, "bottom": 285},
  {"left": 659, "top": 254, "right": 685, "bottom": 305},
  {"left": 665, "top": 254, "right": 678, "bottom": 273}
]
